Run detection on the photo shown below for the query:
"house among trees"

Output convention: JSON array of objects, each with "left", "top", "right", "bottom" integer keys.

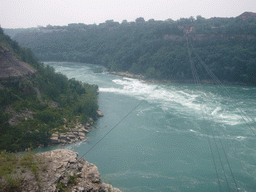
[{"left": 238, "top": 12, "right": 256, "bottom": 20}]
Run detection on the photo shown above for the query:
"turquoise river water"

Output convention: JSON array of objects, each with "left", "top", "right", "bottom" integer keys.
[{"left": 41, "top": 62, "right": 256, "bottom": 192}]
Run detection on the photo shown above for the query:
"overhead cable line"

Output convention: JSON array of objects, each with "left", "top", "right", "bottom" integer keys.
[
  {"left": 43, "top": 80, "right": 159, "bottom": 191},
  {"left": 189, "top": 40, "right": 256, "bottom": 136},
  {"left": 188, "top": 37, "right": 251, "bottom": 191},
  {"left": 188, "top": 37, "right": 254, "bottom": 190},
  {"left": 214, "top": 123, "right": 254, "bottom": 190},
  {"left": 187, "top": 38, "right": 223, "bottom": 192},
  {"left": 188, "top": 37, "right": 238, "bottom": 191}
]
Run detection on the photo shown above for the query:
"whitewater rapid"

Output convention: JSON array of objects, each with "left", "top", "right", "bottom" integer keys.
[{"left": 43, "top": 62, "right": 256, "bottom": 192}]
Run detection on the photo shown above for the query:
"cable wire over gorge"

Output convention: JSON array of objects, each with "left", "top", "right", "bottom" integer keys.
[
  {"left": 43, "top": 82, "right": 160, "bottom": 191},
  {"left": 187, "top": 35, "right": 255, "bottom": 191},
  {"left": 43, "top": 38, "right": 255, "bottom": 191}
]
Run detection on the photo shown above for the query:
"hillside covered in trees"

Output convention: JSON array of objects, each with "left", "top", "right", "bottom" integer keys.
[
  {"left": 0, "top": 28, "right": 99, "bottom": 152},
  {"left": 5, "top": 12, "right": 256, "bottom": 85}
]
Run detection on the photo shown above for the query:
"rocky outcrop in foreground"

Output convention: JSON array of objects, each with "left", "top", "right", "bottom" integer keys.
[{"left": 22, "top": 149, "right": 121, "bottom": 192}]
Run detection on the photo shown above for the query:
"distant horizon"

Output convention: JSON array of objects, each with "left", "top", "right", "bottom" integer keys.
[
  {"left": 2, "top": 11, "right": 253, "bottom": 29},
  {"left": 1, "top": 0, "right": 255, "bottom": 29}
]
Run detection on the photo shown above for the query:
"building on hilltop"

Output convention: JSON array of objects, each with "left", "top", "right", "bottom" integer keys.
[{"left": 238, "top": 12, "right": 256, "bottom": 20}]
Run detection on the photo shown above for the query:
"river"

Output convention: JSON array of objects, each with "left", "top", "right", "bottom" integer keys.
[{"left": 41, "top": 62, "right": 256, "bottom": 192}]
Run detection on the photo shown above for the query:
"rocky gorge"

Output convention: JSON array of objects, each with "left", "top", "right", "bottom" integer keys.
[
  {"left": 37, "top": 149, "right": 121, "bottom": 192},
  {"left": 0, "top": 149, "right": 121, "bottom": 192}
]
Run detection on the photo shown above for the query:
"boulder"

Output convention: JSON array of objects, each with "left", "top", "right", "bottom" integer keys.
[
  {"left": 52, "top": 133, "right": 58, "bottom": 137},
  {"left": 89, "top": 118, "right": 94, "bottom": 125},
  {"left": 60, "top": 139, "right": 67, "bottom": 143},
  {"left": 78, "top": 127, "right": 89, "bottom": 133},
  {"left": 67, "top": 134, "right": 76, "bottom": 139},
  {"left": 97, "top": 110, "right": 104, "bottom": 117},
  {"left": 66, "top": 137, "right": 71, "bottom": 141},
  {"left": 50, "top": 137, "right": 59, "bottom": 144},
  {"left": 73, "top": 131, "right": 79, "bottom": 135},
  {"left": 78, "top": 132, "right": 85, "bottom": 137},
  {"left": 76, "top": 123, "right": 83, "bottom": 129},
  {"left": 79, "top": 136, "right": 86, "bottom": 141},
  {"left": 59, "top": 134, "right": 67, "bottom": 140},
  {"left": 63, "top": 118, "right": 67, "bottom": 124}
]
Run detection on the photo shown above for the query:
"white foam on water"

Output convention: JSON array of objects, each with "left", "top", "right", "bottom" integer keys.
[
  {"left": 211, "top": 107, "right": 222, "bottom": 115},
  {"left": 100, "top": 77, "right": 246, "bottom": 126},
  {"left": 107, "top": 170, "right": 175, "bottom": 181},
  {"left": 236, "top": 136, "right": 247, "bottom": 140},
  {"left": 99, "top": 78, "right": 155, "bottom": 100},
  {"left": 46, "top": 62, "right": 250, "bottom": 128},
  {"left": 136, "top": 106, "right": 154, "bottom": 116},
  {"left": 188, "top": 130, "right": 252, "bottom": 143}
]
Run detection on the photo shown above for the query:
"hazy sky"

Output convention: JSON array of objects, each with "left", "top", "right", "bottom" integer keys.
[{"left": 1, "top": 0, "right": 255, "bottom": 28}]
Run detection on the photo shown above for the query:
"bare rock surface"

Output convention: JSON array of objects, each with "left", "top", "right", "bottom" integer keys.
[
  {"left": 0, "top": 45, "right": 37, "bottom": 82},
  {"left": 96, "top": 110, "right": 104, "bottom": 117},
  {"left": 5, "top": 106, "right": 34, "bottom": 126},
  {"left": 21, "top": 149, "right": 121, "bottom": 192}
]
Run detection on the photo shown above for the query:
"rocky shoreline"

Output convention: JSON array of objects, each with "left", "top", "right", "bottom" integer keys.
[
  {"left": 49, "top": 122, "right": 91, "bottom": 145},
  {"left": 49, "top": 110, "right": 104, "bottom": 146},
  {"left": 5, "top": 111, "right": 122, "bottom": 192}
]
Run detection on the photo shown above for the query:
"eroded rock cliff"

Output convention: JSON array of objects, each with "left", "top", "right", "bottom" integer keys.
[
  {"left": 1, "top": 149, "right": 121, "bottom": 192},
  {"left": 0, "top": 46, "right": 37, "bottom": 82}
]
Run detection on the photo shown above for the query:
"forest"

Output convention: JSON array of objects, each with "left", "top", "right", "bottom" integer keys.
[
  {"left": 0, "top": 28, "right": 99, "bottom": 152},
  {"left": 5, "top": 12, "right": 256, "bottom": 85}
]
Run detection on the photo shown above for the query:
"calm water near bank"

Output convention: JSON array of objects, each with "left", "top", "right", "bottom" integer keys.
[{"left": 41, "top": 62, "right": 256, "bottom": 192}]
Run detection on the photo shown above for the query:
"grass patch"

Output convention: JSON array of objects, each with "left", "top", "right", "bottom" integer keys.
[
  {"left": 0, "top": 150, "right": 41, "bottom": 191},
  {"left": 0, "top": 175, "right": 22, "bottom": 192},
  {"left": 57, "top": 182, "right": 65, "bottom": 192},
  {"left": 0, "top": 151, "right": 17, "bottom": 177},
  {"left": 68, "top": 174, "right": 77, "bottom": 185}
]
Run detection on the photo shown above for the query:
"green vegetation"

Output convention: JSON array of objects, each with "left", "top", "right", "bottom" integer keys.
[
  {"left": 56, "top": 182, "right": 65, "bottom": 191},
  {"left": 0, "top": 150, "right": 38, "bottom": 192},
  {"left": 67, "top": 174, "right": 77, "bottom": 185},
  {"left": 0, "top": 28, "right": 99, "bottom": 152},
  {"left": 8, "top": 13, "right": 256, "bottom": 85},
  {"left": 55, "top": 174, "right": 77, "bottom": 192}
]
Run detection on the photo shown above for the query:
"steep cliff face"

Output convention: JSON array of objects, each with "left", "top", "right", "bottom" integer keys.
[
  {"left": 0, "top": 36, "right": 100, "bottom": 152},
  {"left": 0, "top": 45, "right": 37, "bottom": 82},
  {"left": 0, "top": 149, "right": 121, "bottom": 192}
]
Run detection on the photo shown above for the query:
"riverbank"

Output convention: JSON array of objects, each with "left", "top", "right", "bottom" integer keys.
[{"left": 48, "top": 110, "right": 104, "bottom": 146}]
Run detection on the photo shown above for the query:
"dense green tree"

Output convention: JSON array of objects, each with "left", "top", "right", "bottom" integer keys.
[
  {"left": 0, "top": 28, "right": 99, "bottom": 152},
  {"left": 5, "top": 13, "right": 256, "bottom": 85}
]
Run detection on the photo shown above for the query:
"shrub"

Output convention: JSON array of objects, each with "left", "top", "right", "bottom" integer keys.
[{"left": 36, "top": 110, "right": 57, "bottom": 124}]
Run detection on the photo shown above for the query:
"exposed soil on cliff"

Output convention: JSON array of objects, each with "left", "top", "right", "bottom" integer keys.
[{"left": 0, "top": 46, "right": 37, "bottom": 82}]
